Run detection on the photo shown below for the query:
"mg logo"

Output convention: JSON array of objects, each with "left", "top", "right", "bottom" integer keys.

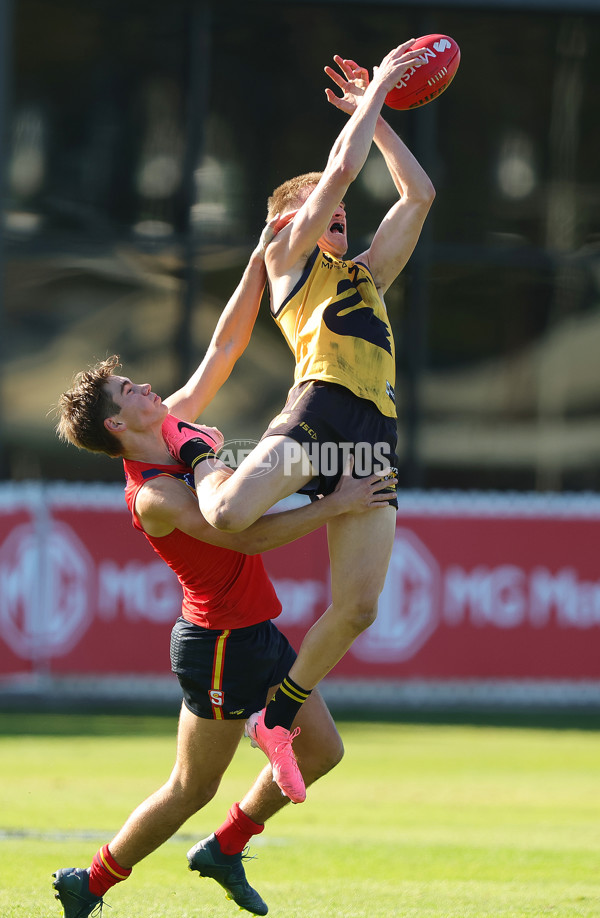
[
  {"left": 0, "top": 520, "right": 94, "bottom": 661},
  {"left": 353, "top": 528, "right": 441, "bottom": 662}
]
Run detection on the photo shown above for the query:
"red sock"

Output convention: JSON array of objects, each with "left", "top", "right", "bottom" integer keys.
[
  {"left": 215, "top": 802, "right": 265, "bottom": 855},
  {"left": 88, "top": 844, "right": 132, "bottom": 897}
]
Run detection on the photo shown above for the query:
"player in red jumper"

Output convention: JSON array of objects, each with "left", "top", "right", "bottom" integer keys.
[{"left": 53, "top": 221, "right": 393, "bottom": 918}]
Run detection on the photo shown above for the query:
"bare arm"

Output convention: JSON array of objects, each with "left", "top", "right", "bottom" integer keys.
[
  {"left": 135, "top": 457, "right": 395, "bottom": 554},
  {"left": 359, "top": 116, "right": 435, "bottom": 293},
  {"left": 325, "top": 56, "right": 435, "bottom": 294},
  {"left": 267, "top": 41, "right": 426, "bottom": 274}
]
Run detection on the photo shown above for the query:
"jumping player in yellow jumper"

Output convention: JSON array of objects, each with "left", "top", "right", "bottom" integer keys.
[{"left": 168, "top": 42, "right": 436, "bottom": 804}]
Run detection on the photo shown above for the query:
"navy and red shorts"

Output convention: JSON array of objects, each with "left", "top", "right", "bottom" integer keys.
[
  {"left": 263, "top": 380, "right": 399, "bottom": 507},
  {"left": 170, "top": 616, "right": 297, "bottom": 720}
]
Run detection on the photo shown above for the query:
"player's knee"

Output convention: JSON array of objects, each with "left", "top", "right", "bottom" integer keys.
[
  {"left": 187, "top": 783, "right": 219, "bottom": 812},
  {"left": 300, "top": 734, "right": 344, "bottom": 784},
  {"left": 170, "top": 774, "right": 220, "bottom": 812},
  {"left": 322, "top": 735, "right": 345, "bottom": 774},
  {"left": 346, "top": 598, "right": 379, "bottom": 636},
  {"left": 314, "top": 744, "right": 344, "bottom": 782}
]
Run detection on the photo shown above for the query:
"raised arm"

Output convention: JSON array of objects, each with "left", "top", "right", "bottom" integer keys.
[
  {"left": 268, "top": 41, "right": 426, "bottom": 272},
  {"left": 361, "top": 116, "right": 435, "bottom": 293},
  {"left": 164, "top": 221, "right": 278, "bottom": 423},
  {"left": 325, "top": 55, "right": 436, "bottom": 295}
]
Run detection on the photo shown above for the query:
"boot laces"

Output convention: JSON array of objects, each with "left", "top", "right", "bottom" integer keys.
[{"left": 273, "top": 726, "right": 300, "bottom": 754}]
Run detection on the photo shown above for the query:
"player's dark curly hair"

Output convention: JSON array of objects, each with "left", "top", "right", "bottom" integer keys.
[
  {"left": 55, "top": 355, "right": 123, "bottom": 457},
  {"left": 267, "top": 172, "right": 323, "bottom": 220}
]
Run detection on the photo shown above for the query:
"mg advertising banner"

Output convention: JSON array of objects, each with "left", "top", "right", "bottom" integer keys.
[
  {"left": 0, "top": 484, "right": 182, "bottom": 676},
  {"left": 1, "top": 484, "right": 600, "bottom": 687},
  {"left": 269, "top": 496, "right": 600, "bottom": 680}
]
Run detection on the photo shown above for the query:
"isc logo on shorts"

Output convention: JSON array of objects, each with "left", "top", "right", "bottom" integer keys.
[{"left": 209, "top": 690, "right": 224, "bottom": 706}]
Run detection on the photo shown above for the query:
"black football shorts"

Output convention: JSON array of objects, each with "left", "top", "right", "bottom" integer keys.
[
  {"left": 262, "top": 380, "right": 398, "bottom": 507},
  {"left": 170, "top": 617, "right": 297, "bottom": 720}
]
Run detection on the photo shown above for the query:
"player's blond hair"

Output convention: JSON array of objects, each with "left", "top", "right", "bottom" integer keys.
[
  {"left": 55, "top": 355, "right": 123, "bottom": 457},
  {"left": 267, "top": 172, "right": 323, "bottom": 220}
]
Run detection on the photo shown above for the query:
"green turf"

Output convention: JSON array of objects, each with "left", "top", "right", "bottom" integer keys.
[{"left": 1, "top": 714, "right": 599, "bottom": 917}]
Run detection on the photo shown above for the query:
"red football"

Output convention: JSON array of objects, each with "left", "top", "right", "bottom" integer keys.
[{"left": 385, "top": 34, "right": 460, "bottom": 110}]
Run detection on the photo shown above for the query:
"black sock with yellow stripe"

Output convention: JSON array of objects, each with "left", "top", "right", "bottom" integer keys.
[{"left": 264, "top": 676, "right": 312, "bottom": 731}]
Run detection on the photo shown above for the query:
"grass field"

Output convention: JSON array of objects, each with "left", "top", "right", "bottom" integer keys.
[{"left": 1, "top": 711, "right": 599, "bottom": 917}]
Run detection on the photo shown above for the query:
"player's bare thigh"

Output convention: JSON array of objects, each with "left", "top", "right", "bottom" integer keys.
[
  {"left": 173, "top": 703, "right": 246, "bottom": 789},
  {"left": 327, "top": 504, "right": 397, "bottom": 607},
  {"left": 199, "top": 435, "right": 316, "bottom": 531}
]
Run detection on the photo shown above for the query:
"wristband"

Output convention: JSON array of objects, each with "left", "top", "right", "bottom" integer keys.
[{"left": 179, "top": 437, "right": 217, "bottom": 469}]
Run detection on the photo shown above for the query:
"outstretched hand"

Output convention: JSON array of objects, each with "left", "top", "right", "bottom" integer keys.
[
  {"left": 324, "top": 55, "right": 370, "bottom": 115},
  {"left": 325, "top": 41, "right": 424, "bottom": 115},
  {"left": 256, "top": 210, "right": 298, "bottom": 256},
  {"left": 330, "top": 453, "right": 397, "bottom": 513},
  {"left": 371, "top": 40, "right": 424, "bottom": 95}
]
